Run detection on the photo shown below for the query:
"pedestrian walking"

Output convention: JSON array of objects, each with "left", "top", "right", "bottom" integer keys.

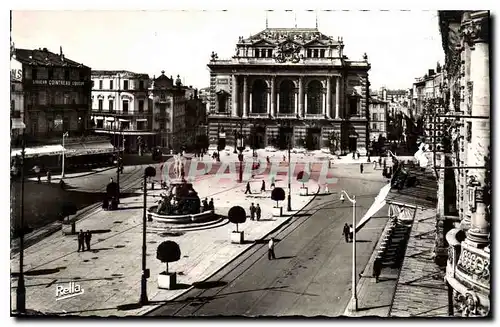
[
  {"left": 360, "top": 163, "right": 364, "bottom": 174},
  {"left": 202, "top": 198, "right": 209, "bottom": 211},
  {"left": 342, "top": 223, "right": 350, "bottom": 243},
  {"left": 378, "top": 157, "right": 382, "bottom": 167},
  {"left": 266, "top": 156, "right": 270, "bottom": 164},
  {"left": 46, "top": 170, "right": 52, "bottom": 184},
  {"left": 349, "top": 224, "right": 354, "bottom": 242},
  {"left": 33, "top": 165, "right": 41, "bottom": 183},
  {"left": 84, "top": 230, "right": 92, "bottom": 251},
  {"left": 208, "top": 198, "right": 214, "bottom": 211},
  {"left": 245, "top": 181, "right": 252, "bottom": 194},
  {"left": 270, "top": 176, "right": 276, "bottom": 188},
  {"left": 249, "top": 203, "right": 256, "bottom": 220},
  {"left": 373, "top": 161, "right": 377, "bottom": 170},
  {"left": 268, "top": 237, "right": 276, "bottom": 260},
  {"left": 373, "top": 257, "right": 382, "bottom": 283},
  {"left": 261, "top": 180, "right": 266, "bottom": 193},
  {"left": 283, "top": 155, "right": 286, "bottom": 163},
  {"left": 383, "top": 158, "right": 387, "bottom": 169},
  {"left": 256, "top": 204, "right": 261, "bottom": 221},
  {"left": 77, "top": 230, "right": 85, "bottom": 252}
]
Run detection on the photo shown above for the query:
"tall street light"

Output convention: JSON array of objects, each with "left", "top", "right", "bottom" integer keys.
[
  {"left": 14, "top": 128, "right": 26, "bottom": 313},
  {"left": 340, "top": 190, "right": 358, "bottom": 312},
  {"left": 287, "top": 128, "right": 292, "bottom": 211},
  {"left": 61, "top": 131, "right": 69, "bottom": 179},
  {"left": 140, "top": 166, "right": 156, "bottom": 305}
]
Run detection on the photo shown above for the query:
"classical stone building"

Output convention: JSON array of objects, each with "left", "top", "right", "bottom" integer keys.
[
  {"left": 438, "top": 10, "right": 490, "bottom": 317},
  {"left": 207, "top": 27, "right": 370, "bottom": 154},
  {"left": 368, "top": 97, "right": 388, "bottom": 141},
  {"left": 90, "top": 70, "right": 153, "bottom": 153}
]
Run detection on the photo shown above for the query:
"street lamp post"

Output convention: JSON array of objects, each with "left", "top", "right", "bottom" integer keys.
[
  {"left": 238, "top": 120, "right": 243, "bottom": 183},
  {"left": 340, "top": 190, "right": 358, "bottom": 312},
  {"left": 61, "top": 131, "right": 68, "bottom": 179},
  {"left": 287, "top": 130, "right": 292, "bottom": 211},
  {"left": 140, "top": 166, "right": 156, "bottom": 305},
  {"left": 16, "top": 138, "right": 26, "bottom": 313}
]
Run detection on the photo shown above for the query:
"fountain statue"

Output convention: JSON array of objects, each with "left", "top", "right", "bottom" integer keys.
[{"left": 155, "top": 180, "right": 201, "bottom": 215}]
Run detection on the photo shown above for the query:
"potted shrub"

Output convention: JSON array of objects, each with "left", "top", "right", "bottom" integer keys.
[
  {"left": 60, "top": 202, "right": 77, "bottom": 235},
  {"left": 156, "top": 240, "right": 181, "bottom": 290},
  {"left": 271, "top": 187, "right": 285, "bottom": 216},
  {"left": 228, "top": 205, "right": 246, "bottom": 244},
  {"left": 297, "top": 171, "right": 310, "bottom": 196}
]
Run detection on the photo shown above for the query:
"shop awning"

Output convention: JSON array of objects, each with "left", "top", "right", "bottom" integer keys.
[
  {"left": 119, "top": 119, "right": 130, "bottom": 122},
  {"left": 136, "top": 118, "right": 148, "bottom": 121},
  {"left": 105, "top": 117, "right": 115, "bottom": 122},
  {"left": 355, "top": 183, "right": 391, "bottom": 232},
  {"left": 11, "top": 144, "right": 64, "bottom": 158},
  {"left": 64, "top": 142, "right": 115, "bottom": 157},
  {"left": 94, "top": 116, "right": 104, "bottom": 120}
]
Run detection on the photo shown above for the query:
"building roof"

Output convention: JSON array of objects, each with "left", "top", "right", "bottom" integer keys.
[
  {"left": 92, "top": 70, "right": 149, "bottom": 79},
  {"left": 241, "top": 27, "right": 342, "bottom": 46},
  {"left": 14, "top": 48, "right": 90, "bottom": 69},
  {"left": 369, "top": 97, "right": 389, "bottom": 105}
]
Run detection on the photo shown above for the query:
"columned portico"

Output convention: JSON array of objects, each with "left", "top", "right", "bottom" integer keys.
[
  {"left": 326, "top": 76, "right": 332, "bottom": 118},
  {"left": 232, "top": 75, "right": 239, "bottom": 116},
  {"left": 335, "top": 76, "right": 340, "bottom": 119},
  {"left": 270, "top": 76, "right": 276, "bottom": 117},
  {"left": 242, "top": 76, "right": 248, "bottom": 117}
]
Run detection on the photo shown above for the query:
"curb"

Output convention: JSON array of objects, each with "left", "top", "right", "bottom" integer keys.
[
  {"left": 10, "top": 202, "right": 102, "bottom": 257},
  {"left": 142, "top": 183, "right": 321, "bottom": 316}
]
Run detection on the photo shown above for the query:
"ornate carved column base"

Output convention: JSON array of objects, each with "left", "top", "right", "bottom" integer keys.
[{"left": 465, "top": 228, "right": 489, "bottom": 248}]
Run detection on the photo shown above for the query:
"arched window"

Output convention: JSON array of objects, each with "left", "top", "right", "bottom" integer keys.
[
  {"left": 251, "top": 79, "right": 268, "bottom": 114},
  {"left": 307, "top": 80, "right": 323, "bottom": 114},
  {"left": 279, "top": 80, "right": 295, "bottom": 114},
  {"left": 217, "top": 91, "right": 228, "bottom": 113}
]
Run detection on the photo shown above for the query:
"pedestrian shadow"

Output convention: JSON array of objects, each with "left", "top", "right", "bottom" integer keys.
[
  {"left": 356, "top": 304, "right": 391, "bottom": 312},
  {"left": 276, "top": 256, "right": 295, "bottom": 260},
  {"left": 11, "top": 266, "right": 66, "bottom": 277},
  {"left": 254, "top": 238, "right": 282, "bottom": 244},
  {"left": 282, "top": 213, "right": 310, "bottom": 218},
  {"left": 257, "top": 218, "right": 276, "bottom": 222},
  {"left": 89, "top": 247, "right": 114, "bottom": 253},
  {"left": 90, "top": 229, "right": 111, "bottom": 234},
  {"left": 355, "top": 240, "right": 372, "bottom": 243}
]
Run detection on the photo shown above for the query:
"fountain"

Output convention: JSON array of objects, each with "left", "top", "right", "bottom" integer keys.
[{"left": 147, "top": 154, "right": 218, "bottom": 226}]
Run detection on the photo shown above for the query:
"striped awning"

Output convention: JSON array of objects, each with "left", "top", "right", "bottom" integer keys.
[{"left": 11, "top": 144, "right": 64, "bottom": 158}]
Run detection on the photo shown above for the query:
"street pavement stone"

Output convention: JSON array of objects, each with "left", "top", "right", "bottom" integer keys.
[{"left": 11, "top": 171, "right": 318, "bottom": 316}]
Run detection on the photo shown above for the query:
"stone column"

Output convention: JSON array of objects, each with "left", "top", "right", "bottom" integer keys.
[
  {"left": 335, "top": 76, "right": 340, "bottom": 119},
  {"left": 243, "top": 76, "right": 248, "bottom": 117},
  {"left": 298, "top": 77, "right": 304, "bottom": 118},
  {"left": 326, "top": 76, "right": 332, "bottom": 118},
  {"left": 232, "top": 75, "right": 239, "bottom": 117},
  {"left": 267, "top": 92, "right": 271, "bottom": 115},
  {"left": 295, "top": 91, "right": 298, "bottom": 116},
  {"left": 322, "top": 93, "right": 326, "bottom": 116},
  {"left": 463, "top": 12, "right": 490, "bottom": 247},
  {"left": 271, "top": 76, "right": 276, "bottom": 117}
]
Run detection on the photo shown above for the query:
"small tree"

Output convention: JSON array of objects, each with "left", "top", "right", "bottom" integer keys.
[
  {"left": 296, "top": 171, "right": 309, "bottom": 188},
  {"left": 228, "top": 205, "right": 246, "bottom": 232},
  {"left": 271, "top": 187, "right": 285, "bottom": 208},
  {"left": 156, "top": 241, "right": 181, "bottom": 274}
]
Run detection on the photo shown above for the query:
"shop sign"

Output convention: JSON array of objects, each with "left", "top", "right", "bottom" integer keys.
[{"left": 32, "top": 80, "right": 86, "bottom": 86}]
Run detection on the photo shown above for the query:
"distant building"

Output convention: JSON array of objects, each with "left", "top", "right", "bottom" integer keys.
[
  {"left": 368, "top": 97, "right": 389, "bottom": 141},
  {"left": 412, "top": 64, "right": 444, "bottom": 118},
  {"left": 90, "top": 70, "right": 153, "bottom": 153},
  {"left": 207, "top": 27, "right": 371, "bottom": 154},
  {"left": 12, "top": 47, "right": 92, "bottom": 144}
]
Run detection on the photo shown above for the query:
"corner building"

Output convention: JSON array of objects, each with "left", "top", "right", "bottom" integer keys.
[{"left": 207, "top": 27, "right": 370, "bottom": 153}]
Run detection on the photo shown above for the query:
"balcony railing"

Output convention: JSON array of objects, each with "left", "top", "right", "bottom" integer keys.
[
  {"left": 276, "top": 113, "right": 297, "bottom": 119},
  {"left": 248, "top": 113, "right": 270, "bottom": 119}
]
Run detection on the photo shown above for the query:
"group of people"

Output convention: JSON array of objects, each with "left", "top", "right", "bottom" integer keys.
[
  {"left": 77, "top": 229, "right": 92, "bottom": 252},
  {"left": 202, "top": 198, "right": 214, "bottom": 212},
  {"left": 342, "top": 223, "right": 355, "bottom": 243},
  {"left": 249, "top": 203, "right": 262, "bottom": 221}
]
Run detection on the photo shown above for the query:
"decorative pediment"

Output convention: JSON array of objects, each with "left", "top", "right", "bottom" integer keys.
[
  {"left": 108, "top": 95, "right": 115, "bottom": 100},
  {"left": 216, "top": 89, "right": 229, "bottom": 96},
  {"left": 251, "top": 39, "right": 276, "bottom": 47},
  {"left": 97, "top": 94, "right": 105, "bottom": 100},
  {"left": 303, "top": 39, "right": 328, "bottom": 47},
  {"left": 121, "top": 94, "right": 133, "bottom": 101}
]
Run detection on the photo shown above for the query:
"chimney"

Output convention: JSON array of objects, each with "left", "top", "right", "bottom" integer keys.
[{"left": 428, "top": 69, "right": 435, "bottom": 76}]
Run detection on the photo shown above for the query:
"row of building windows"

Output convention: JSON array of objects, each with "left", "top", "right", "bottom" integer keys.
[
  {"left": 253, "top": 48, "right": 328, "bottom": 59},
  {"left": 94, "top": 120, "right": 148, "bottom": 130},
  {"left": 306, "top": 49, "right": 326, "bottom": 58},
  {"left": 24, "top": 67, "right": 88, "bottom": 81},
  {"left": 95, "top": 79, "right": 145, "bottom": 91},
  {"left": 95, "top": 99, "right": 145, "bottom": 112},
  {"left": 26, "top": 91, "right": 88, "bottom": 106},
  {"left": 255, "top": 49, "right": 273, "bottom": 58}
]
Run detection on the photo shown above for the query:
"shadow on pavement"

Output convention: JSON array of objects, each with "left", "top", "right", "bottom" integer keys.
[
  {"left": 113, "top": 206, "right": 144, "bottom": 211},
  {"left": 356, "top": 304, "right": 391, "bottom": 312},
  {"left": 355, "top": 240, "right": 372, "bottom": 243},
  {"left": 276, "top": 256, "right": 295, "bottom": 260},
  {"left": 89, "top": 247, "right": 114, "bottom": 253},
  {"left": 90, "top": 229, "right": 111, "bottom": 234},
  {"left": 11, "top": 267, "right": 66, "bottom": 277},
  {"left": 192, "top": 280, "right": 227, "bottom": 289}
]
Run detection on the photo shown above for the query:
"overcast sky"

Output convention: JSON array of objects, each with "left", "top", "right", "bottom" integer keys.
[{"left": 11, "top": 10, "right": 444, "bottom": 90}]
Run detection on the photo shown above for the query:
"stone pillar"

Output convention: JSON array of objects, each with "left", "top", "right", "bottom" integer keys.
[
  {"left": 464, "top": 13, "right": 490, "bottom": 247},
  {"left": 267, "top": 92, "right": 271, "bottom": 115},
  {"left": 298, "top": 77, "right": 304, "bottom": 118},
  {"left": 243, "top": 76, "right": 248, "bottom": 117},
  {"left": 271, "top": 76, "right": 276, "bottom": 117},
  {"left": 295, "top": 91, "right": 298, "bottom": 116},
  {"left": 249, "top": 93, "right": 252, "bottom": 114},
  {"left": 232, "top": 75, "right": 239, "bottom": 117},
  {"left": 335, "top": 76, "right": 340, "bottom": 119},
  {"left": 326, "top": 76, "right": 332, "bottom": 118},
  {"left": 322, "top": 93, "right": 326, "bottom": 116}
]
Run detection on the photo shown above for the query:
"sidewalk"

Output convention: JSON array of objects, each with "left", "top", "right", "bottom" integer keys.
[
  {"left": 27, "top": 166, "right": 115, "bottom": 182},
  {"left": 11, "top": 171, "right": 319, "bottom": 316}
]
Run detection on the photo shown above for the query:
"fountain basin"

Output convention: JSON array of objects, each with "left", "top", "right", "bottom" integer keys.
[{"left": 148, "top": 206, "right": 215, "bottom": 224}]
